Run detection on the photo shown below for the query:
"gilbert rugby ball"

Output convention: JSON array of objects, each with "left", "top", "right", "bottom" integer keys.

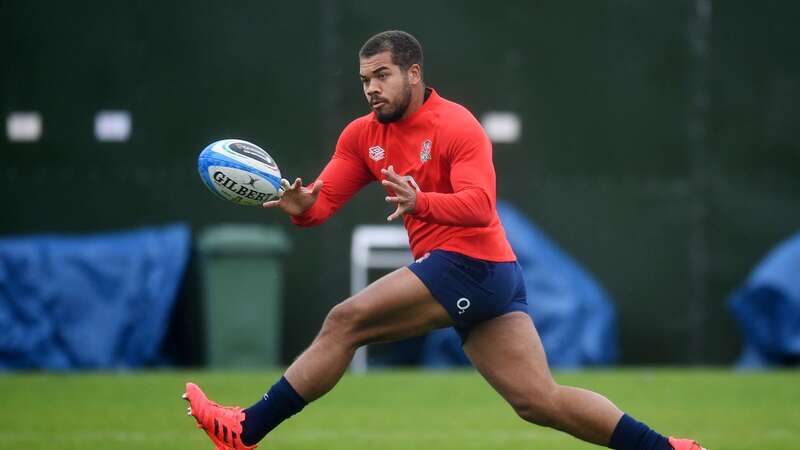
[{"left": 198, "top": 139, "right": 282, "bottom": 206}]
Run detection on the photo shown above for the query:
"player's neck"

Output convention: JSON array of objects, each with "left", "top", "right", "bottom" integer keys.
[{"left": 400, "top": 84, "right": 427, "bottom": 121}]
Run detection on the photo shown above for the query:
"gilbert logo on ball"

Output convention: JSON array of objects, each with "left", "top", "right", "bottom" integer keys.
[{"left": 198, "top": 139, "right": 283, "bottom": 206}]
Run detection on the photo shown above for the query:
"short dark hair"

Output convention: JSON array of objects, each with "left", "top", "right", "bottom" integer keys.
[{"left": 359, "top": 30, "right": 423, "bottom": 71}]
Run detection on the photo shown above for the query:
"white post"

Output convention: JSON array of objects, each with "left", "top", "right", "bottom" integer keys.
[{"left": 349, "top": 225, "right": 413, "bottom": 373}]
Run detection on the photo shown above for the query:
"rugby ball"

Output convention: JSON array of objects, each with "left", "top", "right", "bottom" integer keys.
[{"left": 197, "top": 139, "right": 283, "bottom": 206}]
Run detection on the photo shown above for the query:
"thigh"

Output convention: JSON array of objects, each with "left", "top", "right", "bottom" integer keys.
[
  {"left": 343, "top": 267, "right": 454, "bottom": 345},
  {"left": 462, "top": 311, "right": 556, "bottom": 406}
]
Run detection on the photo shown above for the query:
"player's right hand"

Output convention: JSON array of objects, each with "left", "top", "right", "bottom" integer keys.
[{"left": 262, "top": 177, "right": 323, "bottom": 216}]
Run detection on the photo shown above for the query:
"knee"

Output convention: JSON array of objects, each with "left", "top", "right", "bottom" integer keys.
[
  {"left": 511, "top": 386, "right": 562, "bottom": 428},
  {"left": 317, "top": 299, "right": 366, "bottom": 347}
]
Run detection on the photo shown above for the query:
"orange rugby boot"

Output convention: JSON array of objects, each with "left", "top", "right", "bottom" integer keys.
[
  {"left": 183, "top": 382, "right": 257, "bottom": 450},
  {"left": 668, "top": 436, "right": 707, "bottom": 450}
]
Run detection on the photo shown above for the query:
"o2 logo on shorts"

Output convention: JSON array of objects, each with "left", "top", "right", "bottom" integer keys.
[{"left": 456, "top": 297, "right": 471, "bottom": 315}]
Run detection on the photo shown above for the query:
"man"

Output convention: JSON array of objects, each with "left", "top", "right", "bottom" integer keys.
[{"left": 184, "top": 30, "right": 706, "bottom": 450}]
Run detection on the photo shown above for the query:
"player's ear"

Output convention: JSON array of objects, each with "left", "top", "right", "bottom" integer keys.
[{"left": 408, "top": 64, "right": 422, "bottom": 85}]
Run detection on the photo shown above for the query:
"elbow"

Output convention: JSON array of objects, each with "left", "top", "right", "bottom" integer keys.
[
  {"left": 468, "top": 212, "right": 493, "bottom": 228},
  {"left": 468, "top": 192, "right": 494, "bottom": 227},
  {"left": 476, "top": 214, "right": 493, "bottom": 227}
]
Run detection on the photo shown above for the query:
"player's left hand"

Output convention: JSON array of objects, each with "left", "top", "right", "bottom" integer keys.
[{"left": 381, "top": 165, "right": 417, "bottom": 221}]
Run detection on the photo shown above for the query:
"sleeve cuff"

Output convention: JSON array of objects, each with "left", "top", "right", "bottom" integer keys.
[
  {"left": 290, "top": 209, "right": 316, "bottom": 227},
  {"left": 412, "top": 190, "right": 430, "bottom": 217}
]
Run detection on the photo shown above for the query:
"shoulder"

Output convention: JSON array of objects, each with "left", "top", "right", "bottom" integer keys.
[
  {"left": 433, "top": 95, "right": 489, "bottom": 148},
  {"left": 339, "top": 113, "right": 373, "bottom": 140},
  {"left": 336, "top": 113, "right": 374, "bottom": 155},
  {"left": 434, "top": 95, "right": 486, "bottom": 139}
]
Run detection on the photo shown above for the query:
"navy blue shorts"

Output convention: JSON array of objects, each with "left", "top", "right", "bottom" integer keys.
[{"left": 408, "top": 249, "right": 528, "bottom": 343}]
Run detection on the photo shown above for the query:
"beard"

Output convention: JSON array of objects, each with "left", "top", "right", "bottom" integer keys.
[{"left": 373, "top": 80, "right": 412, "bottom": 124}]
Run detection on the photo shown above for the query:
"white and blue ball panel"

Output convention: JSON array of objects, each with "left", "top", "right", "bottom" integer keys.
[{"left": 208, "top": 139, "right": 281, "bottom": 178}]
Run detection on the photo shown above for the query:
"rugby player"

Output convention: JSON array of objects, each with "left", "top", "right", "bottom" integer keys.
[{"left": 184, "top": 30, "right": 705, "bottom": 450}]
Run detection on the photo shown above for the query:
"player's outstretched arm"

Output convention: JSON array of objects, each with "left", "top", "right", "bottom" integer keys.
[{"left": 263, "top": 177, "right": 323, "bottom": 216}]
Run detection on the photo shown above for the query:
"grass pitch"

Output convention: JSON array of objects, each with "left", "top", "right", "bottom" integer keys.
[{"left": 0, "top": 369, "right": 797, "bottom": 450}]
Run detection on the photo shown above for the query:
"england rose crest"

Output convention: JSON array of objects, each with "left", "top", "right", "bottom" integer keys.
[{"left": 420, "top": 139, "right": 432, "bottom": 162}]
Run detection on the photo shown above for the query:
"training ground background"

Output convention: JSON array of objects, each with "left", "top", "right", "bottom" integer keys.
[
  {"left": 2, "top": 2, "right": 799, "bottom": 449},
  {"left": 3, "top": 1, "right": 800, "bottom": 366},
  {"left": 1, "top": 369, "right": 797, "bottom": 450}
]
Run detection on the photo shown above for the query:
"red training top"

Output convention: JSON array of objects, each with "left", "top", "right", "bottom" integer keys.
[{"left": 291, "top": 88, "right": 516, "bottom": 262}]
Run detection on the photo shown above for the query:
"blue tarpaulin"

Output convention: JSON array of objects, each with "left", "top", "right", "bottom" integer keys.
[
  {"left": 729, "top": 230, "right": 800, "bottom": 368},
  {"left": 422, "top": 202, "right": 618, "bottom": 368},
  {"left": 0, "top": 224, "right": 191, "bottom": 370}
]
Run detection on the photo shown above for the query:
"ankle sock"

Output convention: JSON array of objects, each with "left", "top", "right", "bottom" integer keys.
[
  {"left": 608, "top": 414, "right": 673, "bottom": 450},
  {"left": 240, "top": 376, "right": 307, "bottom": 446}
]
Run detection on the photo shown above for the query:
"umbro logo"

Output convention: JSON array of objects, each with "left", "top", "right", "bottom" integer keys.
[{"left": 369, "top": 146, "right": 385, "bottom": 161}]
